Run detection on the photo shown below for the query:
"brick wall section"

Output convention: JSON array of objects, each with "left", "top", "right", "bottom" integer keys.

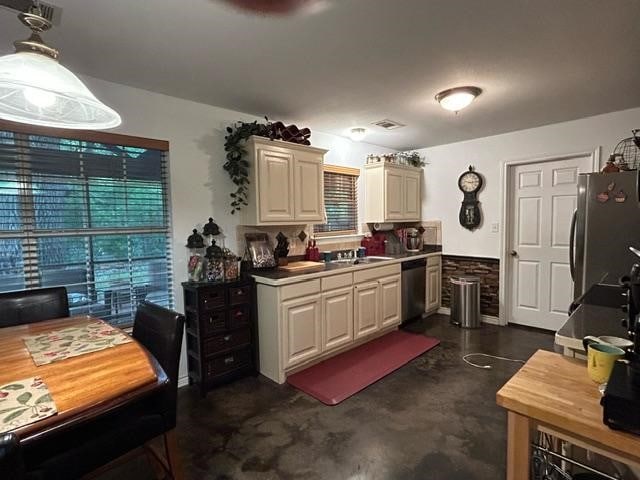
[{"left": 441, "top": 255, "right": 500, "bottom": 317}]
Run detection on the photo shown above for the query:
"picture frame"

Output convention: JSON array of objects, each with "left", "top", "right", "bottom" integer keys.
[{"left": 245, "top": 233, "right": 276, "bottom": 269}]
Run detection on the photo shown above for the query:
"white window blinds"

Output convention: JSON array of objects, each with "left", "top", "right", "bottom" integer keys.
[
  {"left": 0, "top": 128, "right": 173, "bottom": 327},
  {"left": 315, "top": 165, "right": 359, "bottom": 235}
]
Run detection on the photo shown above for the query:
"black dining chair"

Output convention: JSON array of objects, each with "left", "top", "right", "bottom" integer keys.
[
  {"left": 21, "top": 301, "right": 185, "bottom": 480},
  {"left": 0, "top": 287, "right": 70, "bottom": 328},
  {"left": 0, "top": 432, "right": 25, "bottom": 480}
]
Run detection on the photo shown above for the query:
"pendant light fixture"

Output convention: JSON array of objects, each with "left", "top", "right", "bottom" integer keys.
[
  {"left": 0, "top": 1, "right": 121, "bottom": 129},
  {"left": 435, "top": 86, "right": 482, "bottom": 113},
  {"left": 349, "top": 127, "right": 367, "bottom": 142}
]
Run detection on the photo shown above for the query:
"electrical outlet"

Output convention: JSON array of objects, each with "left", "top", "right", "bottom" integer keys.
[{"left": 491, "top": 222, "right": 499, "bottom": 233}]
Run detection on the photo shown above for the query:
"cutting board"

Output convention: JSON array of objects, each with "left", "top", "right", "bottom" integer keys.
[{"left": 278, "top": 261, "right": 325, "bottom": 273}]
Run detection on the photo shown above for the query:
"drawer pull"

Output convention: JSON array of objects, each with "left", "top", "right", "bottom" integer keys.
[
  {"left": 224, "top": 356, "right": 235, "bottom": 365},
  {"left": 235, "top": 289, "right": 244, "bottom": 295},
  {"left": 234, "top": 310, "right": 243, "bottom": 318},
  {"left": 223, "top": 335, "right": 231, "bottom": 342}
]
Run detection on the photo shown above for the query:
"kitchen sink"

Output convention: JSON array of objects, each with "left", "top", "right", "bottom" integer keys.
[{"left": 328, "top": 256, "right": 394, "bottom": 266}]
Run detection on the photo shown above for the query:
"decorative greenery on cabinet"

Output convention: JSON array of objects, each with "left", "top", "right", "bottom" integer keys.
[{"left": 224, "top": 120, "right": 270, "bottom": 214}]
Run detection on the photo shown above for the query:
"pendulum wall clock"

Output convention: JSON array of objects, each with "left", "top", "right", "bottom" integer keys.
[{"left": 458, "top": 165, "right": 483, "bottom": 231}]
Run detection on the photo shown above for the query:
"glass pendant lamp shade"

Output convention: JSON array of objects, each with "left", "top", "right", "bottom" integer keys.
[
  {"left": 0, "top": 6, "right": 121, "bottom": 130},
  {"left": 0, "top": 52, "right": 121, "bottom": 129}
]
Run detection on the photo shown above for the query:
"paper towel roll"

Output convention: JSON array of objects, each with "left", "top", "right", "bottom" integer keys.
[{"left": 373, "top": 223, "right": 394, "bottom": 231}]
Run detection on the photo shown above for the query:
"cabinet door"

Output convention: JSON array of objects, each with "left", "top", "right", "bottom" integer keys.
[
  {"left": 294, "top": 152, "right": 324, "bottom": 222},
  {"left": 322, "top": 287, "right": 354, "bottom": 352},
  {"left": 403, "top": 170, "right": 421, "bottom": 220},
  {"left": 282, "top": 294, "right": 322, "bottom": 368},
  {"left": 379, "top": 275, "right": 401, "bottom": 328},
  {"left": 257, "top": 148, "right": 295, "bottom": 222},
  {"left": 384, "top": 169, "right": 404, "bottom": 220},
  {"left": 354, "top": 281, "right": 380, "bottom": 339},
  {"left": 426, "top": 264, "right": 441, "bottom": 312}
]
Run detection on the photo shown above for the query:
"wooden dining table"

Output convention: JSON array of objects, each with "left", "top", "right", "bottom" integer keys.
[{"left": 0, "top": 315, "right": 167, "bottom": 445}]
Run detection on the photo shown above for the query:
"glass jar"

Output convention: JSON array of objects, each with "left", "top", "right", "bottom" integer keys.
[
  {"left": 224, "top": 257, "right": 240, "bottom": 281},
  {"left": 207, "top": 257, "right": 224, "bottom": 282},
  {"left": 187, "top": 251, "right": 205, "bottom": 282}
]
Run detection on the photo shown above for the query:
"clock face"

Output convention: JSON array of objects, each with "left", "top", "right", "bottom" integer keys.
[{"left": 459, "top": 172, "right": 481, "bottom": 193}]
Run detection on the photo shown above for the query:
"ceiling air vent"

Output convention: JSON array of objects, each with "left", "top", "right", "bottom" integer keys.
[
  {"left": 371, "top": 119, "right": 406, "bottom": 130},
  {"left": 0, "top": 0, "right": 62, "bottom": 25}
]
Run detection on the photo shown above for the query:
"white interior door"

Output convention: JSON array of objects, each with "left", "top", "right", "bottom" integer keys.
[{"left": 508, "top": 154, "right": 594, "bottom": 330}]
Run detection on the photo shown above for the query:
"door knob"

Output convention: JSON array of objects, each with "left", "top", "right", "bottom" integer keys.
[{"left": 510, "top": 250, "right": 518, "bottom": 257}]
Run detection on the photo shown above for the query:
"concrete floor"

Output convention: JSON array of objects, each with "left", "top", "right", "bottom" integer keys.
[{"left": 104, "top": 315, "right": 554, "bottom": 480}]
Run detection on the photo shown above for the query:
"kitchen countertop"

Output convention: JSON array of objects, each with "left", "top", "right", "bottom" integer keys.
[
  {"left": 555, "top": 303, "right": 627, "bottom": 351},
  {"left": 251, "top": 247, "right": 442, "bottom": 287}
]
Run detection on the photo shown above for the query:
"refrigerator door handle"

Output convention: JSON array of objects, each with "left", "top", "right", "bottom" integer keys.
[{"left": 569, "top": 209, "right": 577, "bottom": 281}]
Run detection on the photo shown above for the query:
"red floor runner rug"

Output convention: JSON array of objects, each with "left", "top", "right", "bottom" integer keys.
[{"left": 287, "top": 330, "right": 440, "bottom": 405}]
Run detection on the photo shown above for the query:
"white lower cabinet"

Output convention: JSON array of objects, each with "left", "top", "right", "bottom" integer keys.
[
  {"left": 425, "top": 256, "right": 442, "bottom": 314},
  {"left": 322, "top": 287, "right": 354, "bottom": 352},
  {"left": 379, "top": 275, "right": 402, "bottom": 328},
  {"left": 354, "top": 281, "right": 380, "bottom": 339},
  {"left": 256, "top": 262, "right": 405, "bottom": 384},
  {"left": 282, "top": 294, "right": 322, "bottom": 369}
]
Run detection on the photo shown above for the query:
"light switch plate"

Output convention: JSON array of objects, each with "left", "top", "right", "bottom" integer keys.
[{"left": 491, "top": 222, "right": 499, "bottom": 233}]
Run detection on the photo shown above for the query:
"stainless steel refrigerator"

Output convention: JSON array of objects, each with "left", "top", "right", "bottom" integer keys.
[{"left": 571, "top": 170, "right": 640, "bottom": 298}]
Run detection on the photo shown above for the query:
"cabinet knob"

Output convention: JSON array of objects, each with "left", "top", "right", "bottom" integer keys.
[
  {"left": 223, "top": 335, "right": 231, "bottom": 341},
  {"left": 224, "top": 356, "right": 235, "bottom": 365}
]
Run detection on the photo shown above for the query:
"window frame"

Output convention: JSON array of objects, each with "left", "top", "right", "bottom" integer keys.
[
  {"left": 315, "top": 164, "right": 360, "bottom": 238},
  {"left": 0, "top": 120, "right": 173, "bottom": 327}
]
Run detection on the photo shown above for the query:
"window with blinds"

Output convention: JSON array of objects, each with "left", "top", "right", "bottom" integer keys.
[
  {"left": 0, "top": 126, "right": 173, "bottom": 327},
  {"left": 315, "top": 165, "right": 359, "bottom": 236}
]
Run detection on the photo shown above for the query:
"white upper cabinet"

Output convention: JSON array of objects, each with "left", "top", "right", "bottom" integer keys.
[
  {"left": 364, "top": 163, "right": 422, "bottom": 223},
  {"left": 294, "top": 150, "right": 324, "bottom": 222},
  {"left": 257, "top": 148, "right": 295, "bottom": 222},
  {"left": 242, "top": 136, "right": 327, "bottom": 225},
  {"left": 403, "top": 169, "right": 422, "bottom": 220}
]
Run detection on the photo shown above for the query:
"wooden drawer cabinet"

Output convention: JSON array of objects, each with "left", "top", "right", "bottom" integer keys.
[
  {"left": 230, "top": 285, "right": 252, "bottom": 305},
  {"left": 205, "top": 348, "right": 253, "bottom": 379},
  {"left": 203, "top": 328, "right": 251, "bottom": 357},
  {"left": 228, "top": 304, "right": 251, "bottom": 329},
  {"left": 183, "top": 279, "right": 258, "bottom": 396},
  {"left": 200, "top": 310, "right": 226, "bottom": 336}
]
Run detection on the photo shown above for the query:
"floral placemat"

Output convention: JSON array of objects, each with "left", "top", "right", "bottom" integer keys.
[
  {"left": 0, "top": 376, "right": 57, "bottom": 433},
  {"left": 23, "top": 321, "right": 132, "bottom": 366}
]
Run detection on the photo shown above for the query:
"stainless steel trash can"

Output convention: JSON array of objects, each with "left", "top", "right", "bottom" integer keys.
[{"left": 450, "top": 276, "right": 481, "bottom": 328}]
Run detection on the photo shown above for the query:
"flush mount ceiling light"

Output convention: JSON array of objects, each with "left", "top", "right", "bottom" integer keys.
[
  {"left": 435, "top": 86, "right": 482, "bottom": 113},
  {"left": 349, "top": 127, "right": 367, "bottom": 141},
  {"left": 0, "top": 1, "right": 121, "bottom": 129}
]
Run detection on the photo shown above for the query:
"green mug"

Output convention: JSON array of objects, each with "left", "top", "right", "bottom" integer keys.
[{"left": 586, "top": 343, "right": 625, "bottom": 384}]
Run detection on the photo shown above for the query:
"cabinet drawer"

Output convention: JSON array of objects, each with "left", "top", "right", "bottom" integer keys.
[
  {"left": 229, "top": 285, "right": 252, "bottom": 305},
  {"left": 205, "top": 348, "right": 252, "bottom": 378},
  {"left": 200, "top": 310, "right": 227, "bottom": 336},
  {"left": 199, "top": 289, "right": 225, "bottom": 310},
  {"left": 203, "top": 328, "right": 251, "bottom": 357},
  {"left": 228, "top": 304, "right": 251, "bottom": 329},
  {"left": 321, "top": 272, "right": 353, "bottom": 291},
  {"left": 281, "top": 279, "right": 320, "bottom": 301},
  {"left": 354, "top": 264, "right": 400, "bottom": 284},
  {"left": 427, "top": 255, "right": 441, "bottom": 267}
]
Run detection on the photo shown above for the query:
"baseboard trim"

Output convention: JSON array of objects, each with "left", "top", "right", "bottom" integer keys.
[{"left": 436, "top": 306, "right": 501, "bottom": 326}]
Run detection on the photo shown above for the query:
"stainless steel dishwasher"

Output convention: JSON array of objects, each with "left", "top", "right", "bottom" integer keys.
[{"left": 401, "top": 258, "right": 426, "bottom": 323}]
